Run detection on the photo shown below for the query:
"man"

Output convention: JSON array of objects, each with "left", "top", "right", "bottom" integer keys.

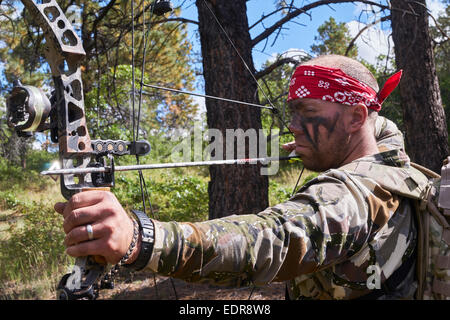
[{"left": 55, "top": 54, "right": 419, "bottom": 300}]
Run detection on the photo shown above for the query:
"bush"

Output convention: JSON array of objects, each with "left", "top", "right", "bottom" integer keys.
[
  {"left": 113, "top": 171, "right": 209, "bottom": 223},
  {"left": 0, "top": 157, "right": 45, "bottom": 192},
  {"left": 26, "top": 150, "right": 57, "bottom": 173},
  {"left": 0, "top": 157, "right": 26, "bottom": 186},
  {"left": 268, "top": 180, "right": 292, "bottom": 206},
  {"left": 151, "top": 174, "right": 209, "bottom": 222},
  {"left": 0, "top": 198, "right": 70, "bottom": 287}
]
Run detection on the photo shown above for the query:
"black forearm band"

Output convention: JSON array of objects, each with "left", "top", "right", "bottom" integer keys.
[{"left": 124, "top": 209, "right": 154, "bottom": 271}]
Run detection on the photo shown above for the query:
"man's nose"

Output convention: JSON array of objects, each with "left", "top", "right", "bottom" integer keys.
[{"left": 288, "top": 117, "right": 304, "bottom": 135}]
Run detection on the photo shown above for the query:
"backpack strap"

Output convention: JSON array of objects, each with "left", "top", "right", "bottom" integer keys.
[
  {"left": 412, "top": 157, "right": 450, "bottom": 299},
  {"left": 413, "top": 198, "right": 428, "bottom": 300},
  {"left": 438, "top": 157, "right": 450, "bottom": 217},
  {"left": 410, "top": 162, "right": 440, "bottom": 179}
]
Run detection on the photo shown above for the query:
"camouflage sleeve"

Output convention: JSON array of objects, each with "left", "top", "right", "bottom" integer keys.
[
  {"left": 145, "top": 174, "right": 374, "bottom": 287},
  {"left": 374, "top": 115, "right": 405, "bottom": 152}
]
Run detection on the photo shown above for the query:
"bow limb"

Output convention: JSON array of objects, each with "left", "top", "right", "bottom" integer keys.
[{"left": 21, "top": 0, "right": 95, "bottom": 199}]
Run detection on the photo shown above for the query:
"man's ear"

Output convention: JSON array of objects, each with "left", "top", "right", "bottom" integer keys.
[{"left": 346, "top": 103, "right": 368, "bottom": 133}]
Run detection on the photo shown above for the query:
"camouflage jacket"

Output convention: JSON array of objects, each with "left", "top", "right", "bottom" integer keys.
[{"left": 146, "top": 116, "right": 419, "bottom": 300}]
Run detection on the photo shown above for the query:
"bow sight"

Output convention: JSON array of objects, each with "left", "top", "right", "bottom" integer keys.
[{"left": 6, "top": 79, "right": 152, "bottom": 197}]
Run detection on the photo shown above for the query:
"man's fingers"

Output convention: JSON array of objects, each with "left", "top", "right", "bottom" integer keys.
[
  {"left": 66, "top": 239, "right": 104, "bottom": 258},
  {"left": 63, "top": 203, "right": 107, "bottom": 234},
  {"left": 66, "top": 238, "right": 119, "bottom": 264},
  {"left": 68, "top": 191, "right": 112, "bottom": 211},
  {"left": 282, "top": 141, "right": 296, "bottom": 151},
  {"left": 56, "top": 191, "right": 115, "bottom": 219},
  {"left": 64, "top": 223, "right": 103, "bottom": 247},
  {"left": 54, "top": 202, "right": 66, "bottom": 215}
]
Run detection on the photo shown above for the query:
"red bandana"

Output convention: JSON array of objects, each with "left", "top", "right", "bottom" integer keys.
[{"left": 287, "top": 65, "right": 402, "bottom": 112}]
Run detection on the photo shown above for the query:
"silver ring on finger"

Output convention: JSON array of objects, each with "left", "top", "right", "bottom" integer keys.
[{"left": 86, "top": 224, "right": 94, "bottom": 241}]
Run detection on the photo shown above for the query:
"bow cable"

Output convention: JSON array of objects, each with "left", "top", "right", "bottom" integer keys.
[
  {"left": 132, "top": 0, "right": 178, "bottom": 300},
  {"left": 199, "top": 0, "right": 294, "bottom": 135},
  {"left": 198, "top": 0, "right": 305, "bottom": 300},
  {"left": 141, "top": 84, "right": 273, "bottom": 110}
]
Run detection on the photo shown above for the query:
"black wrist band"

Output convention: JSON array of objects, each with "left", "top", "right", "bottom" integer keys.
[{"left": 123, "top": 209, "right": 154, "bottom": 271}]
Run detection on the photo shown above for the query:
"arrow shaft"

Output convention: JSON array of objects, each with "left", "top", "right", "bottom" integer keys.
[{"left": 41, "top": 156, "right": 300, "bottom": 175}]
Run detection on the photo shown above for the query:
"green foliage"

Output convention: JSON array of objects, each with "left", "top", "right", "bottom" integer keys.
[
  {"left": 0, "top": 190, "right": 69, "bottom": 295},
  {"left": 0, "top": 155, "right": 68, "bottom": 295},
  {"left": 150, "top": 174, "right": 209, "bottom": 222},
  {"left": 25, "top": 150, "right": 57, "bottom": 172},
  {"left": 302, "top": 172, "right": 319, "bottom": 185},
  {"left": 0, "top": 157, "right": 25, "bottom": 185},
  {"left": 0, "top": 154, "right": 48, "bottom": 192},
  {"left": 311, "top": 17, "right": 358, "bottom": 58},
  {"left": 268, "top": 180, "right": 291, "bottom": 205},
  {"left": 114, "top": 171, "right": 209, "bottom": 223}
]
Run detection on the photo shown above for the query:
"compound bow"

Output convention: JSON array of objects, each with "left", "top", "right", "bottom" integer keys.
[{"left": 6, "top": 0, "right": 299, "bottom": 300}]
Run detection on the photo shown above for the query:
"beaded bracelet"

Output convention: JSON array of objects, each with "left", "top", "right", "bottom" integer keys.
[{"left": 118, "top": 218, "right": 139, "bottom": 266}]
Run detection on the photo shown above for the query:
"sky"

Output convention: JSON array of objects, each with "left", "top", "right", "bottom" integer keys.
[
  {"left": 180, "top": 0, "right": 446, "bottom": 67},
  {"left": 177, "top": 0, "right": 447, "bottom": 113}
]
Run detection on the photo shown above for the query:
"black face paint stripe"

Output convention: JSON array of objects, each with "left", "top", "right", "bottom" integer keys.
[
  {"left": 300, "top": 119, "right": 318, "bottom": 150},
  {"left": 299, "top": 112, "right": 342, "bottom": 150},
  {"left": 326, "top": 112, "right": 340, "bottom": 138}
]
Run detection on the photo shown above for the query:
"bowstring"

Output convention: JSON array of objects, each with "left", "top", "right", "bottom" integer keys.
[
  {"left": 199, "top": 0, "right": 293, "bottom": 134},
  {"left": 199, "top": 0, "right": 305, "bottom": 300},
  {"left": 133, "top": 0, "right": 178, "bottom": 300},
  {"left": 131, "top": 0, "right": 304, "bottom": 300}
]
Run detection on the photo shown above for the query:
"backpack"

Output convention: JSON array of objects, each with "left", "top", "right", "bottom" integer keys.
[
  {"left": 340, "top": 157, "right": 450, "bottom": 299},
  {"left": 411, "top": 158, "right": 450, "bottom": 300}
]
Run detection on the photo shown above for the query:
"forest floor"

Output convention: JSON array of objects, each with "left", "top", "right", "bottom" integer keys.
[{"left": 99, "top": 271, "right": 285, "bottom": 300}]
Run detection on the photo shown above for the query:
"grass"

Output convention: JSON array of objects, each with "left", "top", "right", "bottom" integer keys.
[{"left": 0, "top": 163, "right": 69, "bottom": 300}]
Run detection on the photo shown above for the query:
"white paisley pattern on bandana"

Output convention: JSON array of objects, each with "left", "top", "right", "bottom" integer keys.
[{"left": 287, "top": 65, "right": 402, "bottom": 112}]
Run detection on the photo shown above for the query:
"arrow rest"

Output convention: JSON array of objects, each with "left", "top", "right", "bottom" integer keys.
[{"left": 89, "top": 155, "right": 115, "bottom": 188}]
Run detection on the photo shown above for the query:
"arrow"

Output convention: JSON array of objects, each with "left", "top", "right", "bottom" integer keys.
[{"left": 41, "top": 155, "right": 300, "bottom": 176}]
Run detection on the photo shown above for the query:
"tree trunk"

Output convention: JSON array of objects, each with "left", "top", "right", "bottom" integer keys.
[
  {"left": 390, "top": 0, "right": 449, "bottom": 173},
  {"left": 196, "top": 0, "right": 269, "bottom": 218}
]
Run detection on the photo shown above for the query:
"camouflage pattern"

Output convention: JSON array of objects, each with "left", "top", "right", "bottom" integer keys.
[
  {"left": 412, "top": 164, "right": 450, "bottom": 300},
  {"left": 146, "top": 116, "right": 425, "bottom": 300}
]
